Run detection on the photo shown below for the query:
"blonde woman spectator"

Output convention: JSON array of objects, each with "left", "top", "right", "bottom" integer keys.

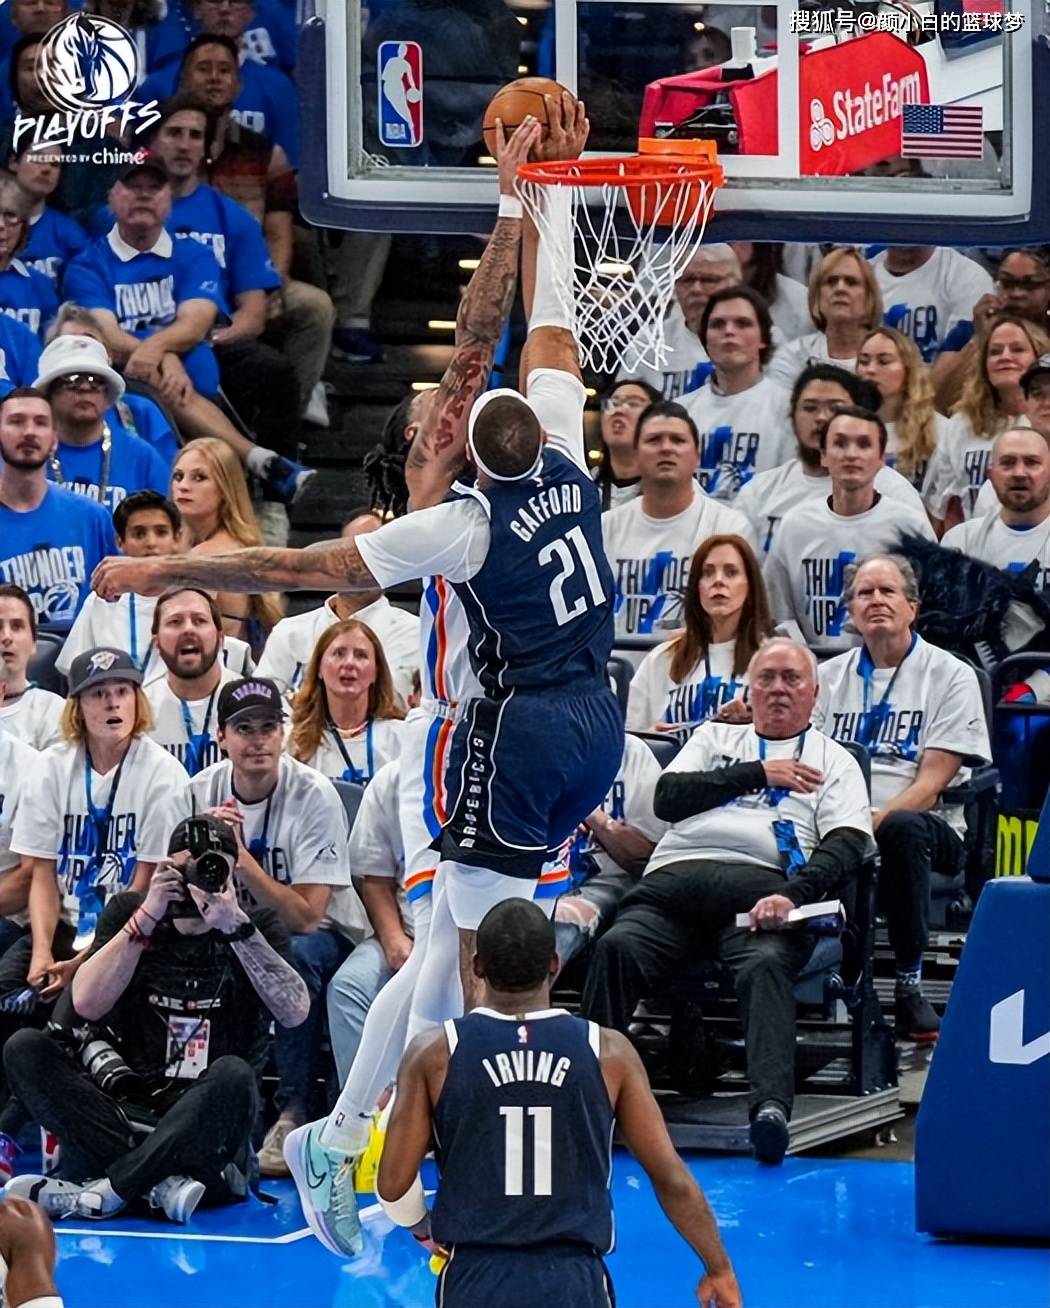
[
  {"left": 288, "top": 619, "right": 405, "bottom": 783},
  {"left": 856, "top": 326, "right": 947, "bottom": 493}
]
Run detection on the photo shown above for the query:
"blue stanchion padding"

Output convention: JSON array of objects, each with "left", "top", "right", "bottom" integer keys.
[
  {"left": 915, "top": 878, "right": 1050, "bottom": 1239},
  {"left": 1025, "top": 779, "right": 1050, "bottom": 884}
]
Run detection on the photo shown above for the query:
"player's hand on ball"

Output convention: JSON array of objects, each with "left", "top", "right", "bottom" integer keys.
[
  {"left": 697, "top": 1265, "right": 743, "bottom": 1308},
  {"left": 495, "top": 115, "right": 543, "bottom": 195},
  {"left": 533, "top": 90, "right": 590, "bottom": 162}
]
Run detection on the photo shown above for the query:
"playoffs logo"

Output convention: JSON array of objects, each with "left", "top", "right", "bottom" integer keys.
[{"left": 15, "top": 14, "right": 161, "bottom": 154}]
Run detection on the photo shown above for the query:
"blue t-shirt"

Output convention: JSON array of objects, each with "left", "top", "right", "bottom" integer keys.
[
  {"left": 63, "top": 229, "right": 227, "bottom": 398},
  {"left": 0, "top": 483, "right": 117, "bottom": 629},
  {"left": 139, "top": 58, "right": 300, "bottom": 165},
  {"left": 0, "top": 260, "right": 60, "bottom": 341},
  {"left": 0, "top": 315, "right": 42, "bottom": 397},
  {"left": 22, "top": 208, "right": 91, "bottom": 291},
  {"left": 109, "top": 392, "right": 180, "bottom": 467},
  {"left": 47, "top": 429, "right": 171, "bottom": 513},
  {"left": 145, "top": 0, "right": 297, "bottom": 72}
]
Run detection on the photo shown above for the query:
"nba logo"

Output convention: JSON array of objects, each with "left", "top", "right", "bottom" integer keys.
[{"left": 378, "top": 40, "right": 423, "bottom": 148}]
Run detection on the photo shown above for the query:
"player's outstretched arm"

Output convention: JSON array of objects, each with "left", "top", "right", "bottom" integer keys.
[
  {"left": 603, "top": 1029, "right": 742, "bottom": 1308},
  {"left": 405, "top": 118, "right": 541, "bottom": 511},
  {"left": 376, "top": 1032, "right": 448, "bottom": 1244}
]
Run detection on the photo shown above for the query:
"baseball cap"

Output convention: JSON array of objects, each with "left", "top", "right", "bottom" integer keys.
[
  {"left": 1021, "top": 353, "right": 1050, "bottom": 395},
  {"left": 168, "top": 814, "right": 239, "bottom": 860},
  {"left": 217, "top": 677, "right": 285, "bottom": 727},
  {"left": 68, "top": 647, "right": 144, "bottom": 697},
  {"left": 116, "top": 151, "right": 170, "bottom": 186}
]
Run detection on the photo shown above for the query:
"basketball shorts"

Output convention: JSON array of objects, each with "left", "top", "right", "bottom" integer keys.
[
  {"left": 439, "top": 685, "right": 624, "bottom": 878},
  {"left": 437, "top": 1243, "right": 615, "bottom": 1308}
]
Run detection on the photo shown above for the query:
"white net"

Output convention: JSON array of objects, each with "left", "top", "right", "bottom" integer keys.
[{"left": 515, "top": 160, "right": 720, "bottom": 375}]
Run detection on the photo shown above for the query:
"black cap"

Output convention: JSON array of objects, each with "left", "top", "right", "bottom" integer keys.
[
  {"left": 68, "top": 647, "right": 143, "bottom": 697},
  {"left": 1021, "top": 353, "right": 1050, "bottom": 395},
  {"left": 168, "top": 814, "right": 239, "bottom": 860},
  {"left": 116, "top": 151, "right": 170, "bottom": 186},
  {"left": 217, "top": 677, "right": 285, "bottom": 727}
]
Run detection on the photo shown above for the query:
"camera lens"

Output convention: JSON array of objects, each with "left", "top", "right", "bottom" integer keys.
[{"left": 185, "top": 850, "right": 233, "bottom": 894}]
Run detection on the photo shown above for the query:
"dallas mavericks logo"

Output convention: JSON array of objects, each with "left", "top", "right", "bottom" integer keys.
[{"left": 36, "top": 14, "right": 139, "bottom": 115}]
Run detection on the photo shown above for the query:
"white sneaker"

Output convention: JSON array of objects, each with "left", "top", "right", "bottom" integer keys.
[
  {"left": 259, "top": 1115, "right": 298, "bottom": 1178},
  {"left": 304, "top": 382, "right": 330, "bottom": 429},
  {"left": 5, "top": 1174, "right": 113, "bottom": 1220},
  {"left": 148, "top": 1174, "right": 206, "bottom": 1224}
]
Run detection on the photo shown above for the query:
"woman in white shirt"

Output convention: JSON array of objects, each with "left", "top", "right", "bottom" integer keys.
[
  {"left": 287, "top": 618, "right": 405, "bottom": 783},
  {"left": 856, "top": 326, "right": 947, "bottom": 494},
  {"left": 626, "top": 533, "right": 773, "bottom": 739},
  {"left": 925, "top": 314, "right": 1050, "bottom": 533}
]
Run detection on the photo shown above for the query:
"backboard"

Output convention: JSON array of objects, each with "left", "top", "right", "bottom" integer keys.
[{"left": 297, "top": 0, "right": 1050, "bottom": 243}]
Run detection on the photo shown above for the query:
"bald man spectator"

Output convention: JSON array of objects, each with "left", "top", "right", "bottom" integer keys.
[
  {"left": 582, "top": 638, "right": 872, "bottom": 1165},
  {"left": 255, "top": 513, "right": 420, "bottom": 701}
]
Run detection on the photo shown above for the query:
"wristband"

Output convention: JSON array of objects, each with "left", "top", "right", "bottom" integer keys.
[
  {"left": 222, "top": 919, "right": 256, "bottom": 943},
  {"left": 378, "top": 1173, "right": 428, "bottom": 1227},
  {"left": 498, "top": 194, "right": 523, "bottom": 220}
]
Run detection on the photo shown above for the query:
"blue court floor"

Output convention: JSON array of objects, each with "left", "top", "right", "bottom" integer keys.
[{"left": 48, "top": 1151, "right": 1048, "bottom": 1308}]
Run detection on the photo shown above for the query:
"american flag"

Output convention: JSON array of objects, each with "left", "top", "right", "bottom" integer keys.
[{"left": 901, "top": 104, "right": 984, "bottom": 159}]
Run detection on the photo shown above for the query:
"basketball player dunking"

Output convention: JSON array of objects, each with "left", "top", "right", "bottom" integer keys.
[{"left": 377, "top": 899, "right": 742, "bottom": 1308}]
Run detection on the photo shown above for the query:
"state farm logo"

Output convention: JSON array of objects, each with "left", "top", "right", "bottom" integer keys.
[{"left": 808, "top": 71, "right": 924, "bottom": 150}]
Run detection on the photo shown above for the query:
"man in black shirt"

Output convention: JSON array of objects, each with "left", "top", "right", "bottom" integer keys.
[{"left": 5, "top": 817, "right": 308, "bottom": 1224}]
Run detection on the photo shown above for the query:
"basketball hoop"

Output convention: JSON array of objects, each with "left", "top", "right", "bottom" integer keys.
[{"left": 515, "top": 139, "right": 724, "bottom": 375}]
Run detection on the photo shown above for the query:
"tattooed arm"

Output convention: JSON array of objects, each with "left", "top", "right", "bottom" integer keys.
[
  {"left": 404, "top": 118, "right": 541, "bottom": 512},
  {"left": 230, "top": 926, "right": 310, "bottom": 1028}
]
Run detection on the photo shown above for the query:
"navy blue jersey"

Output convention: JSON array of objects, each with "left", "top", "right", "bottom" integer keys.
[
  {"left": 432, "top": 1008, "right": 615, "bottom": 1252},
  {"left": 450, "top": 449, "right": 614, "bottom": 696}
]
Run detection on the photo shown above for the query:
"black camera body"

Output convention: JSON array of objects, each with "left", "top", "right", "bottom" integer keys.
[{"left": 182, "top": 817, "right": 236, "bottom": 895}]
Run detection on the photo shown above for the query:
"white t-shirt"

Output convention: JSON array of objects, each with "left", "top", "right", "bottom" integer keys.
[
  {"left": 766, "top": 331, "right": 857, "bottom": 390},
  {"left": 145, "top": 667, "right": 239, "bottom": 774},
  {"left": 60, "top": 593, "right": 253, "bottom": 683},
  {"left": 942, "top": 512, "right": 1050, "bottom": 591},
  {"left": 601, "top": 486, "right": 755, "bottom": 650},
  {"left": 681, "top": 375, "right": 794, "bottom": 500},
  {"left": 11, "top": 735, "right": 188, "bottom": 940},
  {"left": 813, "top": 635, "right": 990, "bottom": 834},
  {"left": 290, "top": 715, "right": 405, "bottom": 783},
  {"left": 0, "top": 686, "right": 64, "bottom": 749},
  {"left": 626, "top": 639, "right": 747, "bottom": 740},
  {"left": 872, "top": 248, "right": 993, "bottom": 364},
  {"left": 768, "top": 273, "right": 812, "bottom": 341},
  {"left": 625, "top": 302, "right": 711, "bottom": 400},
  {"left": 587, "top": 733, "right": 668, "bottom": 878},
  {"left": 647, "top": 722, "right": 872, "bottom": 875},
  {"left": 349, "top": 758, "right": 409, "bottom": 924},
  {"left": 922, "top": 412, "right": 1030, "bottom": 521},
  {"left": 0, "top": 731, "right": 38, "bottom": 924},
  {"left": 764, "top": 492, "right": 936, "bottom": 650},
  {"left": 256, "top": 594, "right": 420, "bottom": 706},
  {"left": 883, "top": 413, "right": 950, "bottom": 494},
  {"left": 734, "top": 458, "right": 925, "bottom": 558}
]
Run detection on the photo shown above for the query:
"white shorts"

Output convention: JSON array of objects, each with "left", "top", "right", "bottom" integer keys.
[{"left": 445, "top": 863, "right": 560, "bottom": 932}]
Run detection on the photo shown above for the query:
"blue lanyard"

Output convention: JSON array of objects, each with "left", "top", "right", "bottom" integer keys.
[
  {"left": 179, "top": 687, "right": 219, "bottom": 776},
  {"left": 126, "top": 597, "right": 152, "bottom": 673},
  {"left": 756, "top": 733, "right": 808, "bottom": 877},
  {"left": 856, "top": 633, "right": 917, "bottom": 749},
  {"left": 328, "top": 718, "right": 374, "bottom": 784},
  {"left": 78, "top": 747, "right": 129, "bottom": 916},
  {"left": 757, "top": 730, "right": 807, "bottom": 807}
]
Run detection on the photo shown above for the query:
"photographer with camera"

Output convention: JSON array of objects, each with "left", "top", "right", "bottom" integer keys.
[{"left": 4, "top": 816, "right": 309, "bottom": 1225}]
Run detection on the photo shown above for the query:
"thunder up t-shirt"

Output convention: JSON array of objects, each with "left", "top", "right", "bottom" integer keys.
[
  {"left": 646, "top": 721, "right": 872, "bottom": 875},
  {"left": 872, "top": 247, "right": 993, "bottom": 364},
  {"left": 291, "top": 717, "right": 405, "bottom": 785},
  {"left": 46, "top": 430, "right": 171, "bottom": 513},
  {"left": 0, "top": 313, "right": 42, "bottom": 396},
  {"left": 0, "top": 259, "right": 59, "bottom": 340},
  {"left": 813, "top": 634, "right": 990, "bottom": 834},
  {"left": 0, "top": 484, "right": 118, "bottom": 629},
  {"left": 763, "top": 492, "right": 936, "bottom": 650},
  {"left": 942, "top": 512, "right": 1050, "bottom": 592},
  {"left": 146, "top": 667, "right": 240, "bottom": 776},
  {"left": 0, "top": 687, "right": 64, "bottom": 750},
  {"left": 681, "top": 375, "right": 794, "bottom": 500},
  {"left": 626, "top": 638, "right": 747, "bottom": 740},
  {"left": 20, "top": 206, "right": 91, "bottom": 290}
]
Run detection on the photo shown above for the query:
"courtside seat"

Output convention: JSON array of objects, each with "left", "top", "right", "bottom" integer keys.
[
  {"left": 631, "top": 731, "right": 680, "bottom": 769},
  {"left": 332, "top": 778, "right": 366, "bottom": 831},
  {"left": 606, "top": 656, "right": 633, "bottom": 711}
]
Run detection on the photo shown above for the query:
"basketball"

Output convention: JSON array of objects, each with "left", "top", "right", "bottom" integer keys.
[{"left": 482, "top": 77, "right": 574, "bottom": 159}]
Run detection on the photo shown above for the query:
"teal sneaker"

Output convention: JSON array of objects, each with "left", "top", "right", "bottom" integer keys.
[{"left": 284, "top": 1120, "right": 363, "bottom": 1257}]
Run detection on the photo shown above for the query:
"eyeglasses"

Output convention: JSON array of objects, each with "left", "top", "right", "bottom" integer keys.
[
  {"left": 997, "top": 275, "right": 1050, "bottom": 292},
  {"left": 0, "top": 211, "right": 23, "bottom": 226},
  {"left": 601, "top": 395, "right": 650, "bottom": 413},
  {"left": 54, "top": 374, "right": 107, "bottom": 391}
]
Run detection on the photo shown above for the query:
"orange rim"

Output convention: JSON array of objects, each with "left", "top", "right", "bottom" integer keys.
[{"left": 517, "top": 155, "right": 723, "bottom": 189}]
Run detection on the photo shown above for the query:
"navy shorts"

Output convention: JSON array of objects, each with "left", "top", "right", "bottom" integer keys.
[
  {"left": 437, "top": 1243, "right": 615, "bottom": 1308},
  {"left": 440, "top": 685, "right": 624, "bottom": 878}
]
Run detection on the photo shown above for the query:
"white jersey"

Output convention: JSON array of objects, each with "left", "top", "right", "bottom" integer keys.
[
  {"left": 0, "top": 732, "right": 38, "bottom": 924},
  {"left": 586, "top": 733, "right": 668, "bottom": 879},
  {"left": 813, "top": 634, "right": 990, "bottom": 834},
  {"left": 601, "top": 486, "right": 755, "bottom": 651},
  {"left": 145, "top": 667, "right": 239, "bottom": 774},
  {"left": 348, "top": 758, "right": 409, "bottom": 924},
  {"left": 768, "top": 273, "right": 812, "bottom": 341},
  {"left": 943, "top": 512, "right": 1050, "bottom": 591},
  {"left": 883, "top": 413, "right": 950, "bottom": 494},
  {"left": 256, "top": 594, "right": 420, "bottom": 706},
  {"left": 872, "top": 248, "right": 993, "bottom": 363},
  {"left": 0, "top": 686, "right": 64, "bottom": 750},
  {"left": 647, "top": 721, "right": 872, "bottom": 875},
  {"left": 735, "top": 458, "right": 926, "bottom": 558},
  {"left": 626, "top": 639, "right": 747, "bottom": 740},
  {"left": 416, "top": 576, "right": 480, "bottom": 706},
  {"left": 767, "top": 331, "right": 857, "bottom": 390},
  {"left": 11, "top": 735, "right": 188, "bottom": 940},
  {"left": 681, "top": 376, "right": 794, "bottom": 500},
  {"left": 764, "top": 492, "right": 936, "bottom": 649},
  {"left": 290, "top": 715, "right": 405, "bottom": 783},
  {"left": 923, "top": 412, "right": 1030, "bottom": 521},
  {"left": 625, "top": 302, "right": 711, "bottom": 400}
]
